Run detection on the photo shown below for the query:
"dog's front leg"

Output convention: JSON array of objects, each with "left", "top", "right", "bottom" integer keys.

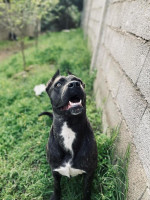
[
  {"left": 83, "top": 173, "right": 94, "bottom": 200},
  {"left": 50, "top": 172, "right": 61, "bottom": 200}
]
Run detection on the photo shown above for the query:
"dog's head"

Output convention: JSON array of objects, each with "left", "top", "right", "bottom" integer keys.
[{"left": 46, "top": 70, "right": 86, "bottom": 116}]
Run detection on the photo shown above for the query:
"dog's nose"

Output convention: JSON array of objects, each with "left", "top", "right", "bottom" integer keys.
[{"left": 68, "top": 81, "right": 80, "bottom": 88}]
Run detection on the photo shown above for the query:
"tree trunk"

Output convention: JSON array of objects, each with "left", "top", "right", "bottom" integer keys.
[
  {"left": 66, "top": 9, "right": 69, "bottom": 29},
  {"left": 20, "top": 41, "right": 26, "bottom": 70},
  {"left": 35, "top": 19, "right": 39, "bottom": 50}
]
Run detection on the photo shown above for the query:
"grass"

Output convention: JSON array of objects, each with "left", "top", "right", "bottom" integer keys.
[
  {"left": 0, "top": 40, "right": 15, "bottom": 51},
  {"left": 0, "top": 29, "right": 129, "bottom": 200},
  {"left": 0, "top": 37, "right": 34, "bottom": 52}
]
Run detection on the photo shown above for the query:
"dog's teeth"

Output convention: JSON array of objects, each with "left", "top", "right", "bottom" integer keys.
[{"left": 69, "top": 100, "right": 82, "bottom": 106}]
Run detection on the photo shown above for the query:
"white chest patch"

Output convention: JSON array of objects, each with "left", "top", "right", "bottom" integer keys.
[
  {"left": 61, "top": 122, "right": 76, "bottom": 154},
  {"left": 54, "top": 162, "right": 86, "bottom": 178}
]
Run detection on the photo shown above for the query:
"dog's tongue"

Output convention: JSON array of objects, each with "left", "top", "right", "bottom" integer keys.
[{"left": 62, "top": 100, "right": 82, "bottom": 111}]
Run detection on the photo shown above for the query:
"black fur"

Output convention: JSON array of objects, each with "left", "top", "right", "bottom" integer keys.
[
  {"left": 45, "top": 71, "right": 97, "bottom": 200},
  {"left": 38, "top": 112, "right": 53, "bottom": 119}
]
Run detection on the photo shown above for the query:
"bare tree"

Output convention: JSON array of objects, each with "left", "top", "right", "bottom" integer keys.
[
  {"left": 31, "top": 0, "right": 56, "bottom": 49},
  {"left": 0, "top": 0, "right": 35, "bottom": 70},
  {"left": 0, "top": 0, "right": 56, "bottom": 69}
]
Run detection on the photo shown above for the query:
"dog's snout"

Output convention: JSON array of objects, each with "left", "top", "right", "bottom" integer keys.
[{"left": 68, "top": 81, "right": 80, "bottom": 88}]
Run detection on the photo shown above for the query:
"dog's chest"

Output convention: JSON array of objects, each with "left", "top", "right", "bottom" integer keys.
[
  {"left": 54, "top": 162, "right": 86, "bottom": 178},
  {"left": 54, "top": 122, "right": 86, "bottom": 177},
  {"left": 60, "top": 122, "right": 76, "bottom": 154}
]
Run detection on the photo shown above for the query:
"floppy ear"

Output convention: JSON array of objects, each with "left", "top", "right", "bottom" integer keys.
[{"left": 46, "top": 70, "right": 60, "bottom": 92}]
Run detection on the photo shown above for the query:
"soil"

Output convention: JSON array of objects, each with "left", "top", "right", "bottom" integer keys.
[
  {"left": 0, "top": 42, "right": 33, "bottom": 63},
  {"left": 0, "top": 48, "right": 18, "bottom": 62}
]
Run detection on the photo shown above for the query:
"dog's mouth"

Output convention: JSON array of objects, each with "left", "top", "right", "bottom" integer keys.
[{"left": 60, "top": 96, "right": 83, "bottom": 111}]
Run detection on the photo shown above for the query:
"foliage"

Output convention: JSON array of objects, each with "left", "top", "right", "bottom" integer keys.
[
  {"left": 41, "top": 0, "right": 82, "bottom": 31},
  {"left": 0, "top": 29, "right": 128, "bottom": 199},
  {"left": 30, "top": 0, "right": 57, "bottom": 48},
  {"left": 0, "top": 0, "right": 33, "bottom": 69},
  {"left": 71, "top": 0, "right": 83, "bottom": 11},
  {"left": 0, "top": 0, "right": 30, "bottom": 34},
  {"left": 0, "top": 0, "right": 56, "bottom": 68},
  {"left": 0, "top": 0, "right": 55, "bottom": 35}
]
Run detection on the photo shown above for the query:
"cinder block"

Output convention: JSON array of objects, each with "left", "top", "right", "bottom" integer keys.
[
  {"left": 116, "top": 119, "right": 150, "bottom": 200},
  {"left": 106, "top": 2, "right": 123, "bottom": 28},
  {"left": 107, "top": 58, "right": 123, "bottom": 98},
  {"left": 137, "top": 51, "right": 150, "bottom": 104},
  {"left": 88, "top": 19, "right": 99, "bottom": 51},
  {"left": 94, "top": 68, "right": 109, "bottom": 109},
  {"left": 116, "top": 75, "right": 147, "bottom": 133},
  {"left": 134, "top": 107, "right": 150, "bottom": 184},
  {"left": 102, "top": 107, "right": 110, "bottom": 134},
  {"left": 95, "top": 45, "right": 107, "bottom": 69},
  {"left": 89, "top": 20, "right": 100, "bottom": 43},
  {"left": 82, "top": 0, "right": 91, "bottom": 32},
  {"left": 87, "top": 25, "right": 96, "bottom": 51},
  {"left": 97, "top": 45, "right": 112, "bottom": 74},
  {"left": 111, "top": 0, "right": 125, "bottom": 3},
  {"left": 142, "top": 188, "right": 150, "bottom": 200},
  {"left": 87, "top": 6, "right": 106, "bottom": 53},
  {"left": 116, "top": 119, "right": 132, "bottom": 156},
  {"left": 90, "top": 9, "right": 101, "bottom": 22},
  {"left": 103, "top": 93, "right": 122, "bottom": 131},
  {"left": 104, "top": 27, "right": 149, "bottom": 83},
  {"left": 96, "top": 44, "right": 123, "bottom": 98},
  {"left": 128, "top": 143, "right": 150, "bottom": 200},
  {"left": 107, "top": 0, "right": 150, "bottom": 41},
  {"left": 92, "top": 0, "right": 106, "bottom": 9},
  {"left": 101, "top": 45, "right": 124, "bottom": 98},
  {"left": 122, "top": 0, "right": 150, "bottom": 41},
  {"left": 94, "top": 88, "right": 101, "bottom": 108}
]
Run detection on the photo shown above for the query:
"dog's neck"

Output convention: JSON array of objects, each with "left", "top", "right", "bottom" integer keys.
[
  {"left": 52, "top": 112, "right": 88, "bottom": 136},
  {"left": 52, "top": 112, "right": 88, "bottom": 154},
  {"left": 53, "top": 111, "right": 86, "bottom": 124}
]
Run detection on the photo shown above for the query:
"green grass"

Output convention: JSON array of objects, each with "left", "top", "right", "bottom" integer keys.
[
  {"left": 0, "top": 37, "right": 34, "bottom": 51},
  {"left": 0, "top": 40, "right": 15, "bottom": 51},
  {"left": 0, "top": 29, "right": 128, "bottom": 200}
]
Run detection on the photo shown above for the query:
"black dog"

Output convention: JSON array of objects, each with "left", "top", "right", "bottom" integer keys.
[{"left": 45, "top": 70, "right": 97, "bottom": 200}]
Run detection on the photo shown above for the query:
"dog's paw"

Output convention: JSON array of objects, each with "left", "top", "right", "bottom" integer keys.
[{"left": 50, "top": 193, "right": 60, "bottom": 200}]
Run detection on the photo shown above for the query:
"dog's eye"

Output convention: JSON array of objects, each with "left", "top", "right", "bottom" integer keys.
[{"left": 55, "top": 82, "right": 61, "bottom": 87}]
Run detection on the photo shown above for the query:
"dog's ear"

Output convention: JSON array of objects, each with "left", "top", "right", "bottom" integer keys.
[
  {"left": 46, "top": 70, "right": 60, "bottom": 92},
  {"left": 68, "top": 70, "right": 74, "bottom": 75},
  {"left": 52, "top": 69, "right": 60, "bottom": 80},
  {"left": 82, "top": 83, "right": 85, "bottom": 88}
]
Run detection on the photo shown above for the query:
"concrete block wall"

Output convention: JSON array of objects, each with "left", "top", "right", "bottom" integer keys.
[
  {"left": 83, "top": 0, "right": 150, "bottom": 199},
  {"left": 82, "top": 0, "right": 106, "bottom": 51}
]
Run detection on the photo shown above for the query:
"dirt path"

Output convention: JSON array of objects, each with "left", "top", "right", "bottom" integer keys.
[
  {"left": 0, "top": 48, "right": 18, "bottom": 62},
  {"left": 0, "top": 43, "right": 33, "bottom": 63}
]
